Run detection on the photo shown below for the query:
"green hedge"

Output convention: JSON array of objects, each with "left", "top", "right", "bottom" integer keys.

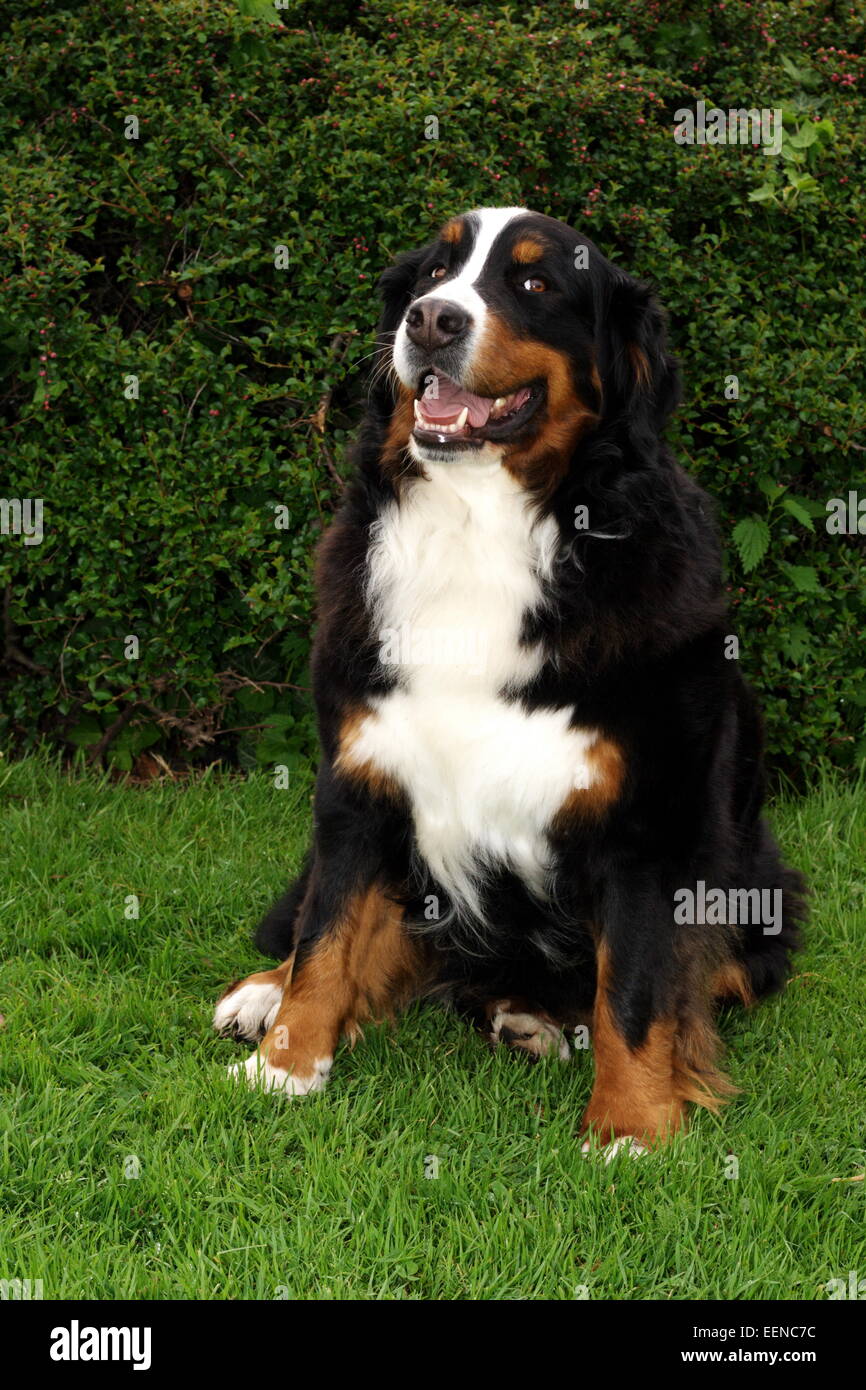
[{"left": 1, "top": 0, "right": 864, "bottom": 779}]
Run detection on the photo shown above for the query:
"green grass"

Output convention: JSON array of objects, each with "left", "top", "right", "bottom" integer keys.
[{"left": 0, "top": 755, "right": 863, "bottom": 1301}]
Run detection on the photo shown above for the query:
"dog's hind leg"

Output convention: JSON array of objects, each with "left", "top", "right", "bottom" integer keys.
[{"left": 481, "top": 998, "right": 572, "bottom": 1061}]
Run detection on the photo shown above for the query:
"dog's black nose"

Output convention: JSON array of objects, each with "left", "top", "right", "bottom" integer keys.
[{"left": 405, "top": 299, "right": 471, "bottom": 352}]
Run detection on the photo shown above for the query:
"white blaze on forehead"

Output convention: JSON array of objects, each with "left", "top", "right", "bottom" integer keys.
[
  {"left": 393, "top": 206, "right": 530, "bottom": 391},
  {"left": 446, "top": 206, "right": 530, "bottom": 296}
]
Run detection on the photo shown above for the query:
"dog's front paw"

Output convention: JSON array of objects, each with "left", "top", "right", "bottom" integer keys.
[
  {"left": 213, "top": 973, "right": 284, "bottom": 1043},
  {"left": 228, "top": 1051, "right": 332, "bottom": 1097}
]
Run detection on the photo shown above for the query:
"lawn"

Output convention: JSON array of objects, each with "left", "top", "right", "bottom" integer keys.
[{"left": 0, "top": 755, "right": 863, "bottom": 1301}]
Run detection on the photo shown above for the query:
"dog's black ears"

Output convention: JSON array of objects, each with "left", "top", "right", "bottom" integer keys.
[
  {"left": 376, "top": 246, "right": 428, "bottom": 338},
  {"left": 365, "top": 246, "right": 429, "bottom": 417},
  {"left": 593, "top": 270, "right": 681, "bottom": 453}
]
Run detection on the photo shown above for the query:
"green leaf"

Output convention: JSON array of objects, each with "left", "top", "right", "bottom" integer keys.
[
  {"left": 67, "top": 716, "right": 102, "bottom": 748},
  {"left": 262, "top": 712, "right": 295, "bottom": 731},
  {"left": 779, "top": 54, "right": 804, "bottom": 81},
  {"left": 781, "top": 496, "right": 815, "bottom": 531},
  {"left": 779, "top": 53, "right": 821, "bottom": 89},
  {"left": 794, "top": 498, "right": 832, "bottom": 519},
  {"left": 757, "top": 476, "right": 786, "bottom": 499},
  {"left": 732, "top": 516, "right": 770, "bottom": 573},
  {"left": 235, "top": 0, "right": 278, "bottom": 23},
  {"left": 235, "top": 687, "right": 275, "bottom": 714},
  {"left": 780, "top": 623, "right": 810, "bottom": 662},
  {"left": 780, "top": 564, "right": 822, "bottom": 594},
  {"left": 788, "top": 123, "right": 818, "bottom": 149}
]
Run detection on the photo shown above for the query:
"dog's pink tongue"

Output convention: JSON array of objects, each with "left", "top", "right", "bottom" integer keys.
[{"left": 422, "top": 375, "right": 492, "bottom": 427}]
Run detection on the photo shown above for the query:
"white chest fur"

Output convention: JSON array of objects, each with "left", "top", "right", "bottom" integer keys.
[{"left": 352, "top": 461, "right": 602, "bottom": 919}]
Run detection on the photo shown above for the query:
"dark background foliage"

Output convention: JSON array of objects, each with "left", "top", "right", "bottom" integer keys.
[{"left": 1, "top": 0, "right": 863, "bottom": 781}]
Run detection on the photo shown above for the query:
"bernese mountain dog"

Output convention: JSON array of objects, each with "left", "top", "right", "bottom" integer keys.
[{"left": 214, "top": 206, "right": 805, "bottom": 1155}]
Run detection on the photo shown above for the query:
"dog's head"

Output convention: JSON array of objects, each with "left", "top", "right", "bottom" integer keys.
[{"left": 376, "top": 207, "right": 679, "bottom": 491}]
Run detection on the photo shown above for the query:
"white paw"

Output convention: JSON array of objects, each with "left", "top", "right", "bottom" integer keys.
[
  {"left": 228, "top": 1051, "right": 332, "bottom": 1097},
  {"left": 581, "top": 1136, "right": 650, "bottom": 1164},
  {"left": 213, "top": 979, "right": 283, "bottom": 1042},
  {"left": 490, "top": 1005, "right": 571, "bottom": 1061}
]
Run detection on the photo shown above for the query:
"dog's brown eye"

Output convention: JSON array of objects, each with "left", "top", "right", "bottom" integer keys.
[
  {"left": 430, "top": 265, "right": 447, "bottom": 280},
  {"left": 523, "top": 276, "right": 548, "bottom": 293}
]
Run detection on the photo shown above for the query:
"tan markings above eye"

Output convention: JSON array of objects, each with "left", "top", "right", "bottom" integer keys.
[
  {"left": 523, "top": 276, "right": 548, "bottom": 293},
  {"left": 512, "top": 237, "right": 547, "bottom": 264},
  {"left": 430, "top": 265, "right": 448, "bottom": 279}
]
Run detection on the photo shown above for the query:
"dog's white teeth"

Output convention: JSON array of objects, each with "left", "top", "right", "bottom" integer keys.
[
  {"left": 493, "top": 397, "right": 507, "bottom": 412},
  {"left": 412, "top": 403, "right": 470, "bottom": 435}
]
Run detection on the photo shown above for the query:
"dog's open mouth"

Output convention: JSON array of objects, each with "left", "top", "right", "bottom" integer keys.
[{"left": 412, "top": 369, "right": 544, "bottom": 447}]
